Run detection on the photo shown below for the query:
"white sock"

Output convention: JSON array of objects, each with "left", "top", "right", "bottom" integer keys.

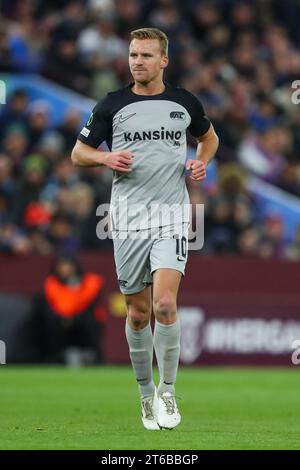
[{"left": 153, "top": 318, "right": 180, "bottom": 396}]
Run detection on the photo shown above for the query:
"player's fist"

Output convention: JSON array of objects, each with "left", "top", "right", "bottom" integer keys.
[
  {"left": 104, "top": 150, "right": 133, "bottom": 172},
  {"left": 186, "top": 159, "right": 206, "bottom": 181}
]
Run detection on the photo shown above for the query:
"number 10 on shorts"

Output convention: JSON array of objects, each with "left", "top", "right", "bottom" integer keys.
[{"left": 175, "top": 236, "right": 187, "bottom": 261}]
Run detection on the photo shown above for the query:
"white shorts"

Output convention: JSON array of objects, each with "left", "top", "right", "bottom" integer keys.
[{"left": 112, "top": 224, "right": 189, "bottom": 295}]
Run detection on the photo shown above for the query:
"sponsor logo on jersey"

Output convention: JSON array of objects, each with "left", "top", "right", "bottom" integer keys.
[
  {"left": 170, "top": 111, "right": 185, "bottom": 120},
  {"left": 119, "top": 112, "right": 136, "bottom": 123},
  {"left": 124, "top": 127, "right": 182, "bottom": 142},
  {"left": 118, "top": 279, "right": 128, "bottom": 287},
  {"left": 80, "top": 127, "right": 90, "bottom": 137}
]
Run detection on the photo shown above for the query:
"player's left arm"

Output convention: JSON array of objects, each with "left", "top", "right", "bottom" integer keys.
[{"left": 186, "top": 123, "right": 219, "bottom": 181}]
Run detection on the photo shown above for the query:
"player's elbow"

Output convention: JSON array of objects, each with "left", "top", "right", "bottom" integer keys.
[
  {"left": 208, "top": 126, "right": 219, "bottom": 158},
  {"left": 71, "top": 143, "right": 81, "bottom": 166},
  {"left": 214, "top": 132, "right": 219, "bottom": 153},
  {"left": 208, "top": 134, "right": 219, "bottom": 163}
]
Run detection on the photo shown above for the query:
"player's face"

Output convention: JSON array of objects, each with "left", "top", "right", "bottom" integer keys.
[{"left": 129, "top": 39, "right": 168, "bottom": 85}]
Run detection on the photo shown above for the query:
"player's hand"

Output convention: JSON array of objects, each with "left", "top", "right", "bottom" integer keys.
[
  {"left": 186, "top": 160, "right": 206, "bottom": 181},
  {"left": 104, "top": 151, "right": 133, "bottom": 172}
]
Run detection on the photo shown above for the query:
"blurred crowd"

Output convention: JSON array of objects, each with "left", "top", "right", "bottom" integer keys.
[{"left": 1, "top": 0, "right": 300, "bottom": 259}]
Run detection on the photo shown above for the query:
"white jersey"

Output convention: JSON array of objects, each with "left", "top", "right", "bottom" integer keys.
[{"left": 78, "top": 82, "right": 210, "bottom": 230}]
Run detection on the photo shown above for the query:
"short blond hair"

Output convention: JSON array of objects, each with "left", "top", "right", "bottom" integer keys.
[{"left": 130, "top": 28, "right": 168, "bottom": 56}]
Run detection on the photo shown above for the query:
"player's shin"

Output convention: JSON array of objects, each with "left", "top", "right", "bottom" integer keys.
[
  {"left": 153, "top": 318, "right": 181, "bottom": 396},
  {"left": 125, "top": 321, "right": 155, "bottom": 397}
]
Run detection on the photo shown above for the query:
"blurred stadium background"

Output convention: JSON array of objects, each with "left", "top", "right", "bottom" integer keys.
[{"left": 1, "top": 0, "right": 300, "bottom": 450}]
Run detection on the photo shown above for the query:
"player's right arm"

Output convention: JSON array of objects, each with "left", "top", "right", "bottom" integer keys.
[
  {"left": 71, "top": 95, "right": 132, "bottom": 172},
  {"left": 71, "top": 140, "right": 132, "bottom": 172}
]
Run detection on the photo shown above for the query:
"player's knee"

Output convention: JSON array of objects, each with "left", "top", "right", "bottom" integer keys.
[
  {"left": 127, "top": 308, "right": 150, "bottom": 330},
  {"left": 153, "top": 295, "right": 176, "bottom": 324}
]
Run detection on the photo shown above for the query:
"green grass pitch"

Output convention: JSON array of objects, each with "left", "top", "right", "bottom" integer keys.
[{"left": 1, "top": 366, "right": 299, "bottom": 450}]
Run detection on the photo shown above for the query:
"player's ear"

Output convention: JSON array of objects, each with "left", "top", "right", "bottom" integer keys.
[{"left": 161, "top": 56, "right": 169, "bottom": 69}]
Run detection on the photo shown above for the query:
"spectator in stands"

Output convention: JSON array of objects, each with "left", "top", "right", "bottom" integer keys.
[
  {"left": 42, "top": 37, "right": 91, "bottom": 94},
  {"left": 38, "top": 131, "right": 65, "bottom": 165},
  {"left": 77, "top": 14, "right": 127, "bottom": 65},
  {"left": 36, "top": 254, "right": 107, "bottom": 364},
  {"left": 206, "top": 197, "right": 235, "bottom": 254},
  {"left": 0, "top": 154, "right": 17, "bottom": 220},
  {"left": 0, "top": 89, "right": 28, "bottom": 140},
  {"left": 55, "top": 108, "right": 82, "bottom": 154},
  {"left": 285, "top": 225, "right": 300, "bottom": 260},
  {"left": 0, "top": 25, "right": 15, "bottom": 72},
  {"left": 0, "top": 126, "right": 29, "bottom": 167},
  {"left": 259, "top": 213, "right": 286, "bottom": 258},
  {"left": 41, "top": 157, "right": 81, "bottom": 206},
  {"left": 115, "top": 0, "right": 142, "bottom": 41},
  {"left": 237, "top": 226, "right": 261, "bottom": 257},
  {"left": 26, "top": 100, "right": 51, "bottom": 151},
  {"left": 18, "top": 154, "right": 48, "bottom": 224},
  {"left": 0, "top": 220, "right": 31, "bottom": 254},
  {"left": 238, "top": 125, "right": 288, "bottom": 184},
  {"left": 48, "top": 213, "right": 79, "bottom": 253}
]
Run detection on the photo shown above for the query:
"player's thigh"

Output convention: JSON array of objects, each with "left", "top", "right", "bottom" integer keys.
[
  {"left": 152, "top": 268, "right": 182, "bottom": 303},
  {"left": 125, "top": 285, "right": 152, "bottom": 329},
  {"left": 113, "top": 235, "right": 153, "bottom": 295},
  {"left": 150, "top": 227, "right": 186, "bottom": 321}
]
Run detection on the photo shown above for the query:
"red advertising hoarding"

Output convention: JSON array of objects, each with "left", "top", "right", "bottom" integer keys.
[{"left": 0, "top": 253, "right": 300, "bottom": 366}]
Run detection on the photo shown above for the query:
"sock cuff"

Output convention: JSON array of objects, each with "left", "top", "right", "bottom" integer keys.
[
  {"left": 154, "top": 318, "right": 180, "bottom": 329},
  {"left": 126, "top": 320, "right": 152, "bottom": 337},
  {"left": 154, "top": 317, "right": 181, "bottom": 336}
]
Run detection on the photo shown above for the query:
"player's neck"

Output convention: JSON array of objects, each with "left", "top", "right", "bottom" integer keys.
[{"left": 132, "top": 79, "right": 165, "bottom": 96}]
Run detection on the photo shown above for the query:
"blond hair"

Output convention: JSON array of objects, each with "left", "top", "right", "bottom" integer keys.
[{"left": 130, "top": 28, "right": 168, "bottom": 56}]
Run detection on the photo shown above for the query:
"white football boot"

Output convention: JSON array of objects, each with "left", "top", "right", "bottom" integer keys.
[
  {"left": 157, "top": 391, "right": 181, "bottom": 429},
  {"left": 141, "top": 388, "right": 160, "bottom": 430}
]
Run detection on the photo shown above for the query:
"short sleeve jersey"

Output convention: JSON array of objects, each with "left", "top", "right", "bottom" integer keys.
[{"left": 78, "top": 83, "right": 210, "bottom": 230}]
